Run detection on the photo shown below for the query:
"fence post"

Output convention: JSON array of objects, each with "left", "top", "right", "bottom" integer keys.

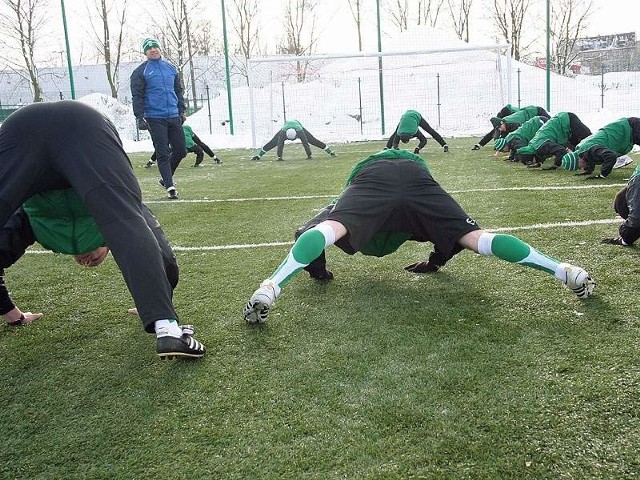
[
  {"left": 600, "top": 65, "right": 605, "bottom": 108},
  {"left": 517, "top": 68, "right": 521, "bottom": 107},
  {"left": 281, "top": 82, "right": 287, "bottom": 122},
  {"left": 206, "top": 84, "right": 212, "bottom": 134},
  {"left": 358, "top": 77, "right": 363, "bottom": 135},
  {"left": 436, "top": 73, "right": 441, "bottom": 127}
]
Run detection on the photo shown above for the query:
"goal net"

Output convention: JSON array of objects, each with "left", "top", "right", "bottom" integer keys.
[{"left": 245, "top": 44, "right": 511, "bottom": 148}]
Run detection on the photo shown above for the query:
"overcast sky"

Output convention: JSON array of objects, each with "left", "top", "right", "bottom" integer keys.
[{"left": 50, "top": 0, "right": 639, "bottom": 64}]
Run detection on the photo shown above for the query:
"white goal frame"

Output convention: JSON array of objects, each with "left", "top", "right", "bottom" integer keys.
[{"left": 246, "top": 44, "right": 511, "bottom": 148}]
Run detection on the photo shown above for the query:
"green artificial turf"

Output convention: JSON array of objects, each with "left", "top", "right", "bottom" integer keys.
[{"left": 1, "top": 138, "right": 638, "bottom": 479}]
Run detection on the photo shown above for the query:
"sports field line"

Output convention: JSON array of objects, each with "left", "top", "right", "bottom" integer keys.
[
  {"left": 143, "top": 183, "right": 626, "bottom": 205},
  {"left": 169, "top": 218, "right": 621, "bottom": 251},
  {"left": 25, "top": 218, "right": 621, "bottom": 255}
]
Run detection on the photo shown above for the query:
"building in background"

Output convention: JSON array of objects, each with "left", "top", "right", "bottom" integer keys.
[{"left": 574, "top": 32, "right": 639, "bottom": 73}]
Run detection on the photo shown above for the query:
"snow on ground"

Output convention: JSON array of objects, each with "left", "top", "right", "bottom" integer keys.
[{"left": 69, "top": 27, "right": 640, "bottom": 154}]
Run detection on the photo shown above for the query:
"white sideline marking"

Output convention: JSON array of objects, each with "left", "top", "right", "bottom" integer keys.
[
  {"left": 24, "top": 218, "right": 623, "bottom": 255},
  {"left": 169, "top": 219, "right": 622, "bottom": 251},
  {"left": 487, "top": 218, "right": 620, "bottom": 233},
  {"left": 143, "top": 183, "right": 626, "bottom": 204}
]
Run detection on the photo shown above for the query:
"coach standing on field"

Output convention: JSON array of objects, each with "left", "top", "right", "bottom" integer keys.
[{"left": 131, "top": 37, "right": 187, "bottom": 200}]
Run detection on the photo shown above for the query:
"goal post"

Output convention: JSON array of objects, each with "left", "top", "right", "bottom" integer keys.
[{"left": 246, "top": 44, "right": 511, "bottom": 148}]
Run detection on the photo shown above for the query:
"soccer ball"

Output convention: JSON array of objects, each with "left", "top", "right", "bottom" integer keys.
[{"left": 286, "top": 128, "right": 297, "bottom": 140}]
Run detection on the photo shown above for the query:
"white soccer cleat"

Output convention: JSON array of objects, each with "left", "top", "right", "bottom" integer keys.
[
  {"left": 613, "top": 155, "right": 634, "bottom": 169},
  {"left": 558, "top": 263, "right": 596, "bottom": 299},
  {"left": 243, "top": 281, "right": 277, "bottom": 324}
]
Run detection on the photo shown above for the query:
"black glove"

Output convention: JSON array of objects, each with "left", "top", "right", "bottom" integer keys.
[
  {"left": 309, "top": 269, "right": 334, "bottom": 281},
  {"left": 413, "top": 148, "right": 421, "bottom": 155},
  {"left": 586, "top": 174, "right": 604, "bottom": 180},
  {"left": 471, "top": 144, "right": 481, "bottom": 151},
  {"left": 404, "top": 261, "right": 439, "bottom": 273},
  {"left": 601, "top": 236, "right": 628, "bottom": 246},
  {"left": 443, "top": 145, "right": 449, "bottom": 153},
  {"left": 136, "top": 118, "right": 148, "bottom": 130}
]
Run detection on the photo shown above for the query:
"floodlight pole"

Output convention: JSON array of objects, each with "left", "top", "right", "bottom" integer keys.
[
  {"left": 545, "top": 0, "right": 551, "bottom": 112},
  {"left": 221, "top": 0, "right": 234, "bottom": 134},
  {"left": 60, "top": 0, "right": 76, "bottom": 99},
  {"left": 376, "top": 0, "right": 385, "bottom": 135}
]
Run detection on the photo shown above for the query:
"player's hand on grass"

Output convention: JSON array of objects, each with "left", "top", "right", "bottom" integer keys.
[
  {"left": 586, "top": 174, "right": 604, "bottom": 180},
  {"left": 601, "top": 236, "right": 628, "bottom": 246},
  {"left": 404, "top": 261, "right": 439, "bottom": 273}
]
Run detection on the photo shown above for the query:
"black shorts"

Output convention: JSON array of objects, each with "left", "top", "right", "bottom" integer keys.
[{"left": 327, "top": 159, "right": 480, "bottom": 258}]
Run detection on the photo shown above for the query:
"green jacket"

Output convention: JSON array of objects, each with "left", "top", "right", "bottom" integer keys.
[
  {"left": 22, "top": 189, "right": 105, "bottom": 255},
  {"left": 517, "top": 112, "right": 571, "bottom": 155},
  {"left": 338, "top": 149, "right": 429, "bottom": 257},
  {"left": 574, "top": 118, "right": 633, "bottom": 157},
  {"left": 182, "top": 125, "right": 196, "bottom": 149},
  {"left": 281, "top": 120, "right": 304, "bottom": 132},
  {"left": 396, "top": 110, "right": 422, "bottom": 136},
  {"left": 501, "top": 105, "right": 540, "bottom": 126},
  {"left": 504, "top": 116, "right": 546, "bottom": 144}
]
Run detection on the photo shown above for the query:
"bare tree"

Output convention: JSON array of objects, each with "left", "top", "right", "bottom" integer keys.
[
  {"left": 190, "top": 20, "right": 217, "bottom": 56},
  {"left": 230, "top": 0, "right": 260, "bottom": 59},
  {"left": 447, "top": 0, "right": 473, "bottom": 43},
  {"left": 153, "top": 0, "right": 187, "bottom": 69},
  {"left": 492, "top": 0, "right": 532, "bottom": 61},
  {"left": 384, "top": 0, "right": 409, "bottom": 32},
  {"left": 278, "top": 0, "right": 318, "bottom": 82},
  {"left": 86, "top": 0, "right": 128, "bottom": 98},
  {"left": 346, "top": 0, "right": 364, "bottom": 51},
  {"left": 0, "top": 0, "right": 48, "bottom": 102},
  {"left": 550, "top": 0, "right": 593, "bottom": 75},
  {"left": 151, "top": 0, "right": 211, "bottom": 108},
  {"left": 228, "top": 0, "right": 261, "bottom": 84},
  {"left": 418, "top": 0, "right": 444, "bottom": 27}
]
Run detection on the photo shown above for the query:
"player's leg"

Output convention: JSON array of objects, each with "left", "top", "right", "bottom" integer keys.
[
  {"left": 297, "top": 130, "right": 313, "bottom": 158},
  {"left": 567, "top": 112, "right": 592, "bottom": 147},
  {"left": 244, "top": 220, "right": 347, "bottom": 324},
  {"left": 190, "top": 144, "right": 204, "bottom": 166},
  {"left": 146, "top": 119, "right": 174, "bottom": 190},
  {"left": 168, "top": 119, "right": 187, "bottom": 175},
  {"left": 295, "top": 204, "right": 335, "bottom": 280},
  {"left": 458, "top": 230, "right": 595, "bottom": 298},
  {"left": 252, "top": 133, "right": 279, "bottom": 160},
  {"left": 276, "top": 131, "right": 287, "bottom": 160}
]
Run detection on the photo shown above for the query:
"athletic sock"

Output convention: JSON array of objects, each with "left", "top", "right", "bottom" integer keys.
[
  {"left": 155, "top": 319, "right": 182, "bottom": 338},
  {"left": 266, "top": 223, "right": 336, "bottom": 293},
  {"left": 477, "top": 232, "right": 560, "bottom": 275}
]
